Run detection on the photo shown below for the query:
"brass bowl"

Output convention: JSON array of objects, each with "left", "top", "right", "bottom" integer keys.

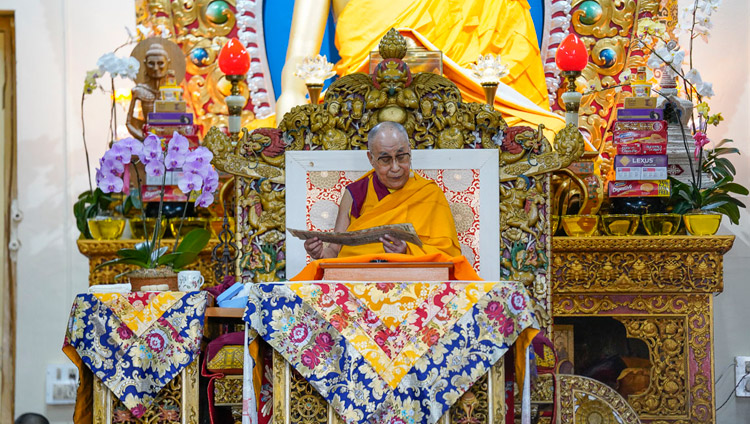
[
  {"left": 129, "top": 217, "right": 167, "bottom": 240},
  {"left": 87, "top": 218, "right": 126, "bottom": 240},
  {"left": 600, "top": 214, "right": 639, "bottom": 236},
  {"left": 642, "top": 213, "right": 682, "bottom": 236},
  {"left": 170, "top": 217, "right": 208, "bottom": 238},
  {"left": 683, "top": 212, "right": 722, "bottom": 236},
  {"left": 561, "top": 215, "right": 599, "bottom": 237},
  {"left": 209, "top": 217, "right": 236, "bottom": 238}
]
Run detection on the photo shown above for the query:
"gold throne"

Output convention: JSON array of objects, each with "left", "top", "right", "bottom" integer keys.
[{"left": 204, "top": 29, "right": 641, "bottom": 424}]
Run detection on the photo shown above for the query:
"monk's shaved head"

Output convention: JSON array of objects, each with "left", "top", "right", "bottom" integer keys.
[
  {"left": 367, "top": 121, "right": 410, "bottom": 151},
  {"left": 366, "top": 121, "right": 412, "bottom": 190}
]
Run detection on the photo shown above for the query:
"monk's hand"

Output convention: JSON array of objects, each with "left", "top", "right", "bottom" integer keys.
[
  {"left": 304, "top": 237, "right": 325, "bottom": 259},
  {"left": 380, "top": 235, "right": 407, "bottom": 254}
]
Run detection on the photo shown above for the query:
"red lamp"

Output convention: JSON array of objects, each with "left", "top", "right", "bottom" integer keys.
[
  {"left": 555, "top": 33, "right": 588, "bottom": 72},
  {"left": 218, "top": 38, "right": 251, "bottom": 76},
  {"left": 555, "top": 33, "right": 588, "bottom": 127},
  {"left": 218, "top": 38, "right": 251, "bottom": 138}
]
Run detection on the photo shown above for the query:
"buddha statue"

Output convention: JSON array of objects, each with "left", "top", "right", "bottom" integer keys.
[
  {"left": 275, "top": 0, "right": 564, "bottom": 134},
  {"left": 126, "top": 39, "right": 186, "bottom": 140}
]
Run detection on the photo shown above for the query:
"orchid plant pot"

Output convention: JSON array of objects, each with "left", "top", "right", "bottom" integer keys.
[
  {"left": 128, "top": 267, "right": 179, "bottom": 291},
  {"left": 683, "top": 211, "right": 722, "bottom": 236}
]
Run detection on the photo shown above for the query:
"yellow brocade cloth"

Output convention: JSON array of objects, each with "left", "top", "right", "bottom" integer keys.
[
  {"left": 334, "top": 0, "right": 565, "bottom": 134},
  {"left": 338, "top": 170, "right": 462, "bottom": 258}
]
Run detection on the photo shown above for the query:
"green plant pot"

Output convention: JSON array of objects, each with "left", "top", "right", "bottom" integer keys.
[{"left": 683, "top": 212, "right": 722, "bottom": 236}]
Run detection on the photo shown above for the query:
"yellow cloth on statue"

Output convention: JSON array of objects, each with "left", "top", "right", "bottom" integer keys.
[
  {"left": 338, "top": 170, "right": 461, "bottom": 258},
  {"left": 334, "top": 0, "right": 565, "bottom": 134}
]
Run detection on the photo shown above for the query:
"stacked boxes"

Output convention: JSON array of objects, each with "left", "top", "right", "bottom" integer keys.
[
  {"left": 609, "top": 105, "right": 671, "bottom": 199},
  {"left": 141, "top": 71, "right": 202, "bottom": 202}
]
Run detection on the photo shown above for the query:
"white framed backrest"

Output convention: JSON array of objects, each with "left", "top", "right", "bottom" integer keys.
[{"left": 285, "top": 149, "right": 500, "bottom": 280}]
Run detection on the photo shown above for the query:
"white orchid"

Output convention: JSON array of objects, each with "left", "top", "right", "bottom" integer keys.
[
  {"left": 646, "top": 45, "right": 685, "bottom": 69},
  {"left": 685, "top": 68, "right": 715, "bottom": 98},
  {"left": 96, "top": 52, "right": 140, "bottom": 80},
  {"left": 120, "top": 56, "right": 140, "bottom": 80}
]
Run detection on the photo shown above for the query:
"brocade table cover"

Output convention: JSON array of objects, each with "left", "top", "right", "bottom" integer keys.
[
  {"left": 243, "top": 281, "right": 537, "bottom": 424},
  {"left": 63, "top": 291, "right": 207, "bottom": 417}
]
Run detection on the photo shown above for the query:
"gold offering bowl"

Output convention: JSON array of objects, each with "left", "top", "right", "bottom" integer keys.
[
  {"left": 87, "top": 218, "right": 126, "bottom": 240},
  {"left": 642, "top": 213, "right": 682, "bottom": 236},
  {"left": 600, "top": 214, "right": 640, "bottom": 236},
  {"left": 209, "top": 216, "right": 236, "bottom": 238},
  {"left": 170, "top": 217, "right": 208, "bottom": 238},
  {"left": 683, "top": 212, "right": 722, "bottom": 236},
  {"left": 129, "top": 217, "right": 167, "bottom": 240},
  {"left": 561, "top": 215, "right": 599, "bottom": 237}
]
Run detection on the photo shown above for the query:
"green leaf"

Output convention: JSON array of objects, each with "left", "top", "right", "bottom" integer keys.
[
  {"left": 716, "top": 203, "right": 741, "bottom": 225},
  {"left": 176, "top": 229, "right": 211, "bottom": 254},
  {"left": 715, "top": 158, "right": 737, "bottom": 175},
  {"left": 157, "top": 252, "right": 182, "bottom": 266},
  {"left": 115, "top": 248, "right": 149, "bottom": 260},
  {"left": 712, "top": 147, "right": 740, "bottom": 156},
  {"left": 94, "top": 257, "right": 150, "bottom": 270},
  {"left": 719, "top": 183, "right": 749, "bottom": 196},
  {"left": 150, "top": 246, "right": 169, "bottom": 263},
  {"left": 171, "top": 251, "right": 200, "bottom": 270}
]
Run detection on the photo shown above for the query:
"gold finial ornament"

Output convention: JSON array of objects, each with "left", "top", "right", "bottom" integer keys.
[{"left": 378, "top": 28, "right": 407, "bottom": 60}]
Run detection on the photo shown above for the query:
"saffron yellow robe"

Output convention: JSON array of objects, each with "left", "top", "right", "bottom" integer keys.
[
  {"left": 338, "top": 170, "right": 462, "bottom": 258},
  {"left": 334, "top": 0, "right": 565, "bottom": 134}
]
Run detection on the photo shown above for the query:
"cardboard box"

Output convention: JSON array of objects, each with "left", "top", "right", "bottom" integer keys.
[
  {"left": 613, "top": 120, "right": 668, "bottom": 149},
  {"left": 624, "top": 97, "right": 657, "bottom": 109},
  {"left": 615, "top": 141, "right": 667, "bottom": 155},
  {"left": 617, "top": 108, "right": 664, "bottom": 120},
  {"left": 155, "top": 100, "right": 187, "bottom": 113},
  {"left": 147, "top": 112, "right": 193, "bottom": 125},
  {"left": 614, "top": 155, "right": 668, "bottom": 167},
  {"left": 641, "top": 167, "right": 668, "bottom": 180},
  {"left": 614, "top": 167, "right": 642, "bottom": 180},
  {"left": 608, "top": 180, "right": 671, "bottom": 197}
]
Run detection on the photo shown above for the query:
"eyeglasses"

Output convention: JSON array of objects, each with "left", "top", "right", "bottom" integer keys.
[{"left": 376, "top": 153, "right": 411, "bottom": 167}]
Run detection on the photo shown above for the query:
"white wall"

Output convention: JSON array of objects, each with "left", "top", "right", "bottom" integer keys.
[
  {"left": 3, "top": 0, "right": 749, "bottom": 423},
  {"left": 4, "top": 1, "right": 135, "bottom": 422},
  {"left": 687, "top": 1, "right": 750, "bottom": 421}
]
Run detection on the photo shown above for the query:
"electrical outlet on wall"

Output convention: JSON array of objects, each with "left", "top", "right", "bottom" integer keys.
[
  {"left": 736, "top": 356, "right": 750, "bottom": 397},
  {"left": 46, "top": 364, "right": 78, "bottom": 405}
]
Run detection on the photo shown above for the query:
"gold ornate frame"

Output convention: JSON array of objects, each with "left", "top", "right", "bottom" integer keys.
[{"left": 92, "top": 360, "right": 199, "bottom": 424}]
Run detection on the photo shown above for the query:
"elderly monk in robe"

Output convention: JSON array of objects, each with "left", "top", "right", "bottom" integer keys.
[{"left": 303, "top": 121, "right": 461, "bottom": 259}]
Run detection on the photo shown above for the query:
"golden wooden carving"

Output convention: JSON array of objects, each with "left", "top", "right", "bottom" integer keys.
[
  {"left": 553, "top": 294, "right": 715, "bottom": 423},
  {"left": 556, "top": 374, "right": 641, "bottom": 424},
  {"left": 551, "top": 236, "right": 734, "bottom": 293},
  {"left": 77, "top": 239, "right": 221, "bottom": 287},
  {"left": 214, "top": 376, "right": 244, "bottom": 406},
  {"left": 93, "top": 360, "right": 199, "bottom": 424}
]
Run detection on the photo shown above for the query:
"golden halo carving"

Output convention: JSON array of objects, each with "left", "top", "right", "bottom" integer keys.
[{"left": 130, "top": 38, "right": 187, "bottom": 85}]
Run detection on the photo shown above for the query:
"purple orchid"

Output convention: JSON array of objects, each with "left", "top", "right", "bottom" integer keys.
[
  {"left": 167, "top": 132, "right": 190, "bottom": 156},
  {"left": 178, "top": 172, "right": 203, "bottom": 193},
  {"left": 101, "top": 157, "right": 124, "bottom": 177},
  {"left": 140, "top": 134, "right": 163, "bottom": 164},
  {"left": 182, "top": 160, "right": 210, "bottom": 179},
  {"left": 99, "top": 173, "right": 123, "bottom": 193},
  {"left": 145, "top": 160, "right": 166, "bottom": 178},
  {"left": 203, "top": 169, "right": 219, "bottom": 192},
  {"left": 104, "top": 144, "right": 131, "bottom": 165},
  {"left": 116, "top": 137, "right": 143, "bottom": 156},
  {"left": 195, "top": 191, "right": 214, "bottom": 208},
  {"left": 164, "top": 152, "right": 186, "bottom": 170},
  {"left": 185, "top": 147, "right": 213, "bottom": 166}
]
